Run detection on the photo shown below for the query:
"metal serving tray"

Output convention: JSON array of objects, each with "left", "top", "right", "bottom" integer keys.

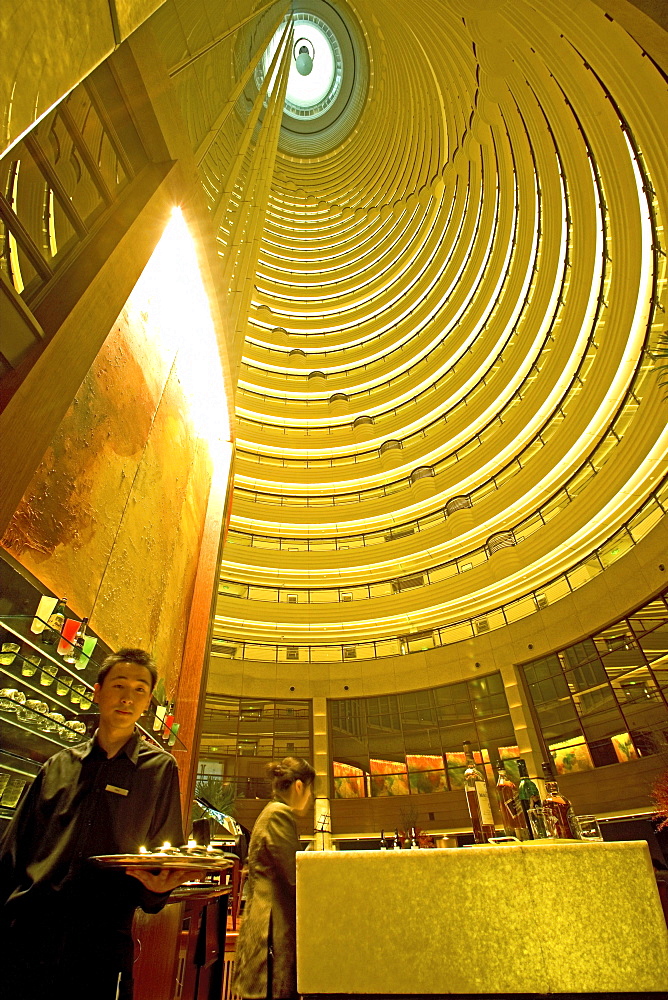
[{"left": 90, "top": 852, "right": 234, "bottom": 871}]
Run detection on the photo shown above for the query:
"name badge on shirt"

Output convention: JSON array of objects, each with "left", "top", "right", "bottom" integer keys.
[{"left": 105, "top": 784, "right": 129, "bottom": 796}]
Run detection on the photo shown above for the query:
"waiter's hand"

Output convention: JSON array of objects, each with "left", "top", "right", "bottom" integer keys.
[{"left": 125, "top": 867, "right": 207, "bottom": 893}]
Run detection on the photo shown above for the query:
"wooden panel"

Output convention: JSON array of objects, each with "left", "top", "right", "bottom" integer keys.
[
  {"left": 133, "top": 900, "right": 183, "bottom": 1000},
  {"left": 0, "top": 161, "right": 176, "bottom": 538}
]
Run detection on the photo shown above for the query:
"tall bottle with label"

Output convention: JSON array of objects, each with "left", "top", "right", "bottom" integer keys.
[
  {"left": 392, "top": 829, "right": 401, "bottom": 851},
  {"left": 517, "top": 758, "right": 541, "bottom": 839},
  {"left": 379, "top": 830, "right": 387, "bottom": 850},
  {"left": 495, "top": 760, "right": 528, "bottom": 839},
  {"left": 41, "top": 598, "right": 67, "bottom": 646},
  {"left": 462, "top": 741, "right": 496, "bottom": 843},
  {"left": 541, "top": 761, "right": 577, "bottom": 839}
]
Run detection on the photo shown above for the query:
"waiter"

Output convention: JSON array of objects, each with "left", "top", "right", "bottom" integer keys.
[{"left": 0, "top": 648, "right": 195, "bottom": 1000}]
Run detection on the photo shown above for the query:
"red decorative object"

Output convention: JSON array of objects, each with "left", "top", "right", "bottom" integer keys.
[{"left": 57, "top": 618, "right": 80, "bottom": 656}]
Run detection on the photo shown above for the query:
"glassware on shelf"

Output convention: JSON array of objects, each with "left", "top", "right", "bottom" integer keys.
[
  {"left": 0, "top": 772, "right": 10, "bottom": 798},
  {"left": 17, "top": 701, "right": 36, "bottom": 723},
  {"left": 163, "top": 702, "right": 175, "bottom": 738},
  {"left": 44, "top": 711, "right": 65, "bottom": 734},
  {"left": 79, "top": 688, "right": 92, "bottom": 710},
  {"left": 40, "top": 663, "right": 58, "bottom": 687},
  {"left": 57, "top": 618, "right": 80, "bottom": 659},
  {"left": 1, "top": 775, "right": 26, "bottom": 807},
  {"left": 56, "top": 674, "right": 71, "bottom": 696},
  {"left": 31, "top": 596, "right": 58, "bottom": 634},
  {"left": 79, "top": 635, "right": 97, "bottom": 667},
  {"left": 62, "top": 726, "right": 79, "bottom": 742},
  {"left": 70, "top": 683, "right": 83, "bottom": 704},
  {"left": 61, "top": 719, "right": 87, "bottom": 742},
  {"left": 0, "top": 689, "right": 26, "bottom": 712},
  {"left": 21, "top": 653, "right": 41, "bottom": 677},
  {"left": 153, "top": 704, "right": 167, "bottom": 732},
  {"left": 0, "top": 642, "right": 21, "bottom": 665},
  {"left": 20, "top": 699, "right": 49, "bottom": 727}
]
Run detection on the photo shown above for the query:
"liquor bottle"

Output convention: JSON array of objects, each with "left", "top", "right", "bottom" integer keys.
[
  {"left": 409, "top": 827, "right": 419, "bottom": 850},
  {"left": 380, "top": 829, "right": 387, "bottom": 850},
  {"left": 42, "top": 598, "right": 67, "bottom": 646},
  {"left": 64, "top": 618, "right": 88, "bottom": 665},
  {"left": 392, "top": 828, "right": 401, "bottom": 851},
  {"left": 495, "top": 760, "right": 528, "bottom": 839},
  {"left": 517, "top": 758, "right": 541, "bottom": 839},
  {"left": 541, "top": 761, "right": 577, "bottom": 839},
  {"left": 31, "top": 596, "right": 58, "bottom": 635},
  {"left": 462, "top": 741, "right": 496, "bottom": 843}
]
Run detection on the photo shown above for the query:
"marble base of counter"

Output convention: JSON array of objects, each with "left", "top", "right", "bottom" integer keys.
[{"left": 296, "top": 841, "right": 668, "bottom": 994}]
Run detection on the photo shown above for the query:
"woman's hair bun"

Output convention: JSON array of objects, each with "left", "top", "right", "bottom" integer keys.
[
  {"left": 266, "top": 756, "right": 316, "bottom": 792},
  {"left": 267, "top": 760, "right": 288, "bottom": 778}
]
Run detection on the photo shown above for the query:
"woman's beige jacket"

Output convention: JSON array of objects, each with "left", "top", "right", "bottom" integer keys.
[{"left": 233, "top": 799, "right": 299, "bottom": 999}]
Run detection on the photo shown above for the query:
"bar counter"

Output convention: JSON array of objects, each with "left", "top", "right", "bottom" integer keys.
[{"left": 296, "top": 841, "right": 668, "bottom": 995}]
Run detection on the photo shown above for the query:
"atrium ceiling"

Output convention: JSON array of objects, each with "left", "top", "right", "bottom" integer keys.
[{"left": 151, "top": 0, "right": 668, "bottom": 669}]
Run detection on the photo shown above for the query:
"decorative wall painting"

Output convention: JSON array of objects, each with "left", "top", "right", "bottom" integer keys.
[
  {"left": 445, "top": 749, "right": 490, "bottom": 788},
  {"left": 406, "top": 754, "right": 447, "bottom": 793},
  {"left": 611, "top": 732, "right": 639, "bottom": 763},
  {"left": 369, "top": 758, "right": 410, "bottom": 796},
  {"left": 549, "top": 737, "right": 594, "bottom": 773},
  {"left": 333, "top": 761, "right": 365, "bottom": 798},
  {"left": 497, "top": 744, "right": 521, "bottom": 783}
]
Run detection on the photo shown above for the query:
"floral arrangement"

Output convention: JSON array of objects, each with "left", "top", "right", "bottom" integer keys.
[{"left": 652, "top": 770, "right": 668, "bottom": 830}]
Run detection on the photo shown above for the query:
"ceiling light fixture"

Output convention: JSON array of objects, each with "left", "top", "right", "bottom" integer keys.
[{"left": 294, "top": 38, "right": 315, "bottom": 76}]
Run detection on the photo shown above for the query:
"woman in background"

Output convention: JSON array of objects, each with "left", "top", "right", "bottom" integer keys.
[{"left": 234, "top": 757, "right": 315, "bottom": 1000}]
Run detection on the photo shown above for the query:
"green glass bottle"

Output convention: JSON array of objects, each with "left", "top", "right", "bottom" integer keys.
[{"left": 517, "top": 758, "right": 540, "bottom": 840}]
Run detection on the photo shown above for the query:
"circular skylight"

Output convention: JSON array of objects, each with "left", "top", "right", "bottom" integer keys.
[{"left": 259, "top": 14, "right": 343, "bottom": 120}]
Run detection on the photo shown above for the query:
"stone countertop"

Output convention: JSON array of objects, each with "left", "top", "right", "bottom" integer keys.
[{"left": 296, "top": 841, "right": 668, "bottom": 994}]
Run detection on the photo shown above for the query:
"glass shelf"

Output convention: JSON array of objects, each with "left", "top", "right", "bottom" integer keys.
[
  {"left": 0, "top": 616, "right": 186, "bottom": 751},
  {"left": 0, "top": 748, "right": 40, "bottom": 819}
]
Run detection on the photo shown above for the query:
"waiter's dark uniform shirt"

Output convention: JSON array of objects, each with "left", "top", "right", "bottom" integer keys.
[{"left": 0, "top": 730, "right": 183, "bottom": 993}]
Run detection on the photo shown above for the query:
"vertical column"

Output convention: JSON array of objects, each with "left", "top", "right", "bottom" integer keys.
[
  {"left": 499, "top": 660, "right": 545, "bottom": 778},
  {"left": 312, "top": 696, "right": 332, "bottom": 850}
]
